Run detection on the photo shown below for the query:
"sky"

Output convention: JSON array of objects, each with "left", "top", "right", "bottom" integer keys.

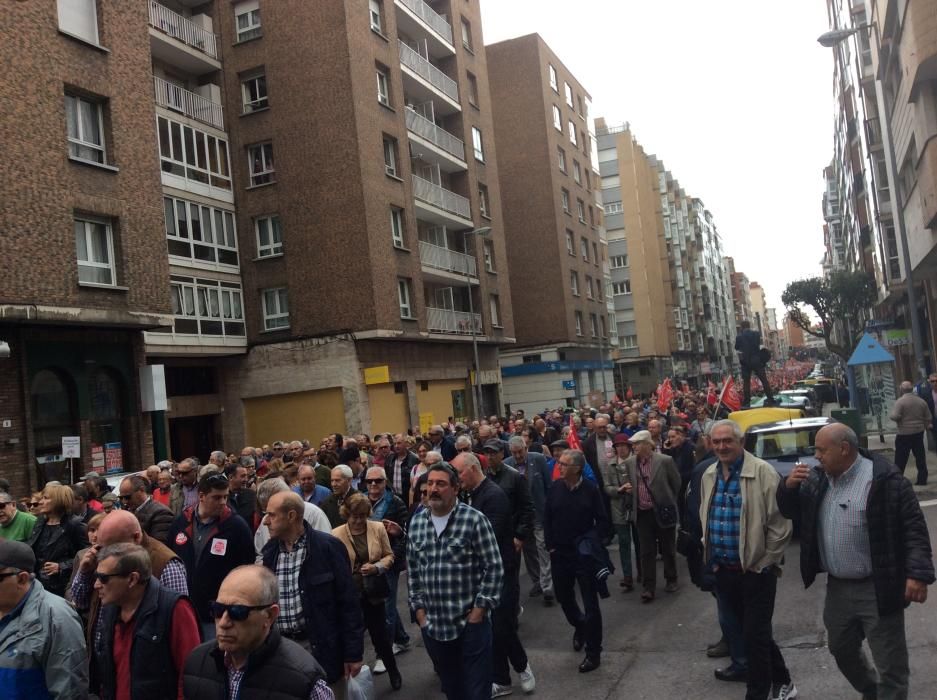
[{"left": 480, "top": 0, "right": 834, "bottom": 314}]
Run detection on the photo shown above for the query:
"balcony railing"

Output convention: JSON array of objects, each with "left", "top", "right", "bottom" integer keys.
[
  {"left": 153, "top": 77, "right": 224, "bottom": 130},
  {"left": 412, "top": 175, "right": 471, "bottom": 219},
  {"left": 397, "top": 0, "right": 453, "bottom": 44},
  {"left": 398, "top": 40, "right": 459, "bottom": 102},
  {"left": 419, "top": 240, "right": 477, "bottom": 277},
  {"left": 148, "top": 2, "right": 218, "bottom": 59},
  {"left": 426, "top": 307, "right": 482, "bottom": 335},
  {"left": 405, "top": 108, "right": 465, "bottom": 160}
]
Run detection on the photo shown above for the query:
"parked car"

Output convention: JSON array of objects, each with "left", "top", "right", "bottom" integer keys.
[
  {"left": 727, "top": 406, "right": 805, "bottom": 433},
  {"left": 742, "top": 416, "right": 833, "bottom": 478},
  {"left": 750, "top": 393, "right": 816, "bottom": 415}
]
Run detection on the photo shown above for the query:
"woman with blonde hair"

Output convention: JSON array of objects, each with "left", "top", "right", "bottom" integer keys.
[
  {"left": 26, "top": 482, "right": 89, "bottom": 597},
  {"left": 331, "top": 492, "right": 402, "bottom": 691}
]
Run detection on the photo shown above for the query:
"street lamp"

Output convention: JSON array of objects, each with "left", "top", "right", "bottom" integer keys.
[
  {"left": 464, "top": 226, "right": 491, "bottom": 420},
  {"left": 817, "top": 24, "right": 928, "bottom": 381}
]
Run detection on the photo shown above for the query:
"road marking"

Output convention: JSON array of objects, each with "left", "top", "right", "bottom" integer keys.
[{"left": 920, "top": 499, "right": 937, "bottom": 508}]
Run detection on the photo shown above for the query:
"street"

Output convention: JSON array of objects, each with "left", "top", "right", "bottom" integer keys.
[{"left": 374, "top": 499, "right": 937, "bottom": 699}]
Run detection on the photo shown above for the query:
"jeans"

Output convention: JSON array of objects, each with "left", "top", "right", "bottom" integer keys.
[
  {"left": 824, "top": 576, "right": 909, "bottom": 700},
  {"left": 715, "top": 568, "right": 791, "bottom": 700},
  {"left": 715, "top": 588, "right": 747, "bottom": 670},
  {"left": 894, "top": 432, "right": 927, "bottom": 484},
  {"left": 523, "top": 526, "right": 553, "bottom": 594},
  {"left": 422, "top": 618, "right": 493, "bottom": 700},
  {"left": 635, "top": 509, "right": 677, "bottom": 593},
  {"left": 385, "top": 569, "right": 410, "bottom": 645},
  {"left": 492, "top": 564, "right": 528, "bottom": 685},
  {"left": 613, "top": 523, "right": 638, "bottom": 578},
  {"left": 551, "top": 549, "right": 603, "bottom": 657}
]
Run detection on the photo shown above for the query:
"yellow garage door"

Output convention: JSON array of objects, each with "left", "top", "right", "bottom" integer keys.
[
  {"left": 244, "top": 388, "right": 346, "bottom": 445},
  {"left": 416, "top": 379, "right": 468, "bottom": 425},
  {"left": 367, "top": 383, "right": 409, "bottom": 435}
]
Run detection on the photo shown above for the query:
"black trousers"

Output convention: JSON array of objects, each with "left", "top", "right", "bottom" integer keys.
[
  {"left": 894, "top": 432, "right": 927, "bottom": 483},
  {"left": 362, "top": 596, "right": 399, "bottom": 676},
  {"left": 491, "top": 562, "right": 528, "bottom": 685},
  {"left": 715, "top": 568, "right": 791, "bottom": 700},
  {"left": 741, "top": 364, "right": 774, "bottom": 405},
  {"left": 635, "top": 509, "right": 676, "bottom": 593},
  {"left": 550, "top": 549, "right": 602, "bottom": 657}
]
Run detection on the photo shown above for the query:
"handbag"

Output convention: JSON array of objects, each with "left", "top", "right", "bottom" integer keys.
[
  {"left": 362, "top": 572, "right": 391, "bottom": 602},
  {"left": 637, "top": 462, "right": 679, "bottom": 528}
]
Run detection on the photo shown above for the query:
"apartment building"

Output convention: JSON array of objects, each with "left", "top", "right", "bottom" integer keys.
[
  {"left": 749, "top": 281, "right": 768, "bottom": 335},
  {"left": 784, "top": 313, "right": 806, "bottom": 349},
  {"left": 0, "top": 1, "right": 175, "bottom": 493},
  {"left": 486, "top": 35, "right": 613, "bottom": 413},
  {"left": 725, "top": 257, "right": 754, "bottom": 328}
]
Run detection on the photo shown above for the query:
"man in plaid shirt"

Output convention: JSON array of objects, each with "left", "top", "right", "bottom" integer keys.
[{"left": 408, "top": 463, "right": 503, "bottom": 700}]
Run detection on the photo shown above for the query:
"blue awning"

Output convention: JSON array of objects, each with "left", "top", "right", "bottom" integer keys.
[{"left": 847, "top": 333, "right": 895, "bottom": 366}]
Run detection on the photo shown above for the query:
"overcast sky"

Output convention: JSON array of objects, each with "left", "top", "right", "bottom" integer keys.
[{"left": 480, "top": 0, "right": 834, "bottom": 315}]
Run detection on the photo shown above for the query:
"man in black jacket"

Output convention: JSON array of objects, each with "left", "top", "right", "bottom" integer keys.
[
  {"left": 482, "top": 440, "right": 535, "bottom": 557},
  {"left": 735, "top": 320, "right": 775, "bottom": 407},
  {"left": 386, "top": 434, "right": 420, "bottom": 507},
  {"left": 453, "top": 453, "right": 535, "bottom": 697},
  {"left": 183, "top": 565, "right": 332, "bottom": 700},
  {"left": 225, "top": 462, "right": 258, "bottom": 530},
  {"left": 778, "top": 423, "right": 934, "bottom": 700},
  {"left": 119, "top": 475, "right": 174, "bottom": 545}
]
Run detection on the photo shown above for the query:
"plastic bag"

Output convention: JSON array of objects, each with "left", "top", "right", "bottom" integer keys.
[{"left": 347, "top": 665, "right": 374, "bottom": 700}]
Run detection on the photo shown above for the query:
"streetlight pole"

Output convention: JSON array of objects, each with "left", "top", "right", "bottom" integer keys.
[
  {"left": 464, "top": 226, "right": 491, "bottom": 421},
  {"left": 818, "top": 24, "right": 928, "bottom": 381}
]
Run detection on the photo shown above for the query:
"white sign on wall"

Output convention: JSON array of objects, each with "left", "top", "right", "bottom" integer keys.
[{"left": 62, "top": 436, "right": 81, "bottom": 459}]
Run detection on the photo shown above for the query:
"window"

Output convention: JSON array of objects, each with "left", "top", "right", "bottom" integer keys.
[
  {"left": 483, "top": 240, "right": 494, "bottom": 272},
  {"left": 612, "top": 280, "right": 632, "bottom": 295},
  {"left": 577, "top": 95, "right": 584, "bottom": 116},
  {"left": 57, "top": 0, "right": 99, "bottom": 44},
  {"left": 582, "top": 132, "right": 589, "bottom": 155},
  {"left": 568, "top": 121, "right": 578, "bottom": 145},
  {"left": 585, "top": 275, "right": 594, "bottom": 299},
  {"left": 164, "top": 196, "right": 239, "bottom": 266},
  {"left": 472, "top": 127, "right": 484, "bottom": 162},
  {"left": 585, "top": 170, "right": 591, "bottom": 190},
  {"left": 478, "top": 183, "right": 490, "bottom": 218},
  {"left": 467, "top": 72, "right": 479, "bottom": 107},
  {"left": 557, "top": 146, "right": 566, "bottom": 172},
  {"left": 580, "top": 238, "right": 589, "bottom": 261},
  {"left": 589, "top": 206, "right": 595, "bottom": 227},
  {"left": 611, "top": 254, "right": 628, "bottom": 268},
  {"left": 248, "top": 142, "right": 275, "bottom": 186},
  {"left": 383, "top": 136, "right": 399, "bottom": 177},
  {"left": 566, "top": 230, "right": 574, "bottom": 255},
  {"left": 884, "top": 223, "right": 901, "bottom": 279},
  {"left": 577, "top": 199, "right": 586, "bottom": 222},
  {"left": 552, "top": 105, "right": 562, "bottom": 131},
  {"left": 65, "top": 93, "right": 106, "bottom": 164},
  {"left": 573, "top": 160, "right": 581, "bottom": 184},
  {"left": 489, "top": 295, "right": 501, "bottom": 327},
  {"left": 549, "top": 64, "right": 558, "bottom": 92},
  {"left": 157, "top": 116, "right": 231, "bottom": 192},
  {"left": 369, "top": 0, "right": 382, "bottom": 32},
  {"left": 592, "top": 241, "right": 598, "bottom": 263},
  {"left": 461, "top": 17, "right": 473, "bottom": 51},
  {"left": 390, "top": 207, "right": 405, "bottom": 248},
  {"left": 241, "top": 72, "right": 268, "bottom": 112},
  {"left": 590, "top": 313, "right": 598, "bottom": 337},
  {"left": 74, "top": 217, "right": 116, "bottom": 286},
  {"left": 398, "top": 278, "right": 414, "bottom": 318},
  {"left": 234, "top": 1, "right": 262, "bottom": 42},
  {"left": 600, "top": 316, "right": 607, "bottom": 337},
  {"left": 261, "top": 288, "right": 289, "bottom": 330},
  {"left": 596, "top": 279, "right": 602, "bottom": 300},
  {"left": 561, "top": 188, "right": 570, "bottom": 213},
  {"left": 376, "top": 65, "right": 390, "bottom": 106},
  {"left": 575, "top": 311, "right": 583, "bottom": 336},
  {"left": 170, "top": 276, "right": 244, "bottom": 337},
  {"left": 621, "top": 334, "right": 638, "bottom": 349},
  {"left": 255, "top": 215, "right": 282, "bottom": 258},
  {"left": 564, "top": 82, "right": 573, "bottom": 107},
  {"left": 570, "top": 271, "right": 579, "bottom": 296},
  {"left": 605, "top": 201, "right": 623, "bottom": 215}
]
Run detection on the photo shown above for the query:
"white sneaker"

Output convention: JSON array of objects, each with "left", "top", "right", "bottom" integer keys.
[
  {"left": 518, "top": 664, "right": 535, "bottom": 694},
  {"left": 491, "top": 683, "right": 513, "bottom": 698},
  {"left": 392, "top": 641, "right": 410, "bottom": 655},
  {"left": 373, "top": 659, "right": 386, "bottom": 674},
  {"left": 771, "top": 682, "right": 798, "bottom": 700}
]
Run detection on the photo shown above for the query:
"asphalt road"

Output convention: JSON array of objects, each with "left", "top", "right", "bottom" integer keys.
[{"left": 370, "top": 500, "right": 937, "bottom": 700}]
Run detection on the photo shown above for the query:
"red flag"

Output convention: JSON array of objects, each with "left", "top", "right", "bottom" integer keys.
[
  {"left": 707, "top": 381, "right": 717, "bottom": 407},
  {"left": 625, "top": 386, "right": 634, "bottom": 400},
  {"left": 657, "top": 378, "right": 674, "bottom": 411},
  {"left": 718, "top": 376, "right": 742, "bottom": 413},
  {"left": 567, "top": 415, "right": 582, "bottom": 451}
]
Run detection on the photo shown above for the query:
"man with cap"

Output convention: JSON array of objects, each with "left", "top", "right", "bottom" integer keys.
[
  {"left": 0, "top": 540, "right": 89, "bottom": 698},
  {"left": 603, "top": 433, "right": 640, "bottom": 591}
]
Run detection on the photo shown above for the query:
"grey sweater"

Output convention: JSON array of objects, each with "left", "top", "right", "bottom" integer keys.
[{"left": 890, "top": 393, "right": 933, "bottom": 435}]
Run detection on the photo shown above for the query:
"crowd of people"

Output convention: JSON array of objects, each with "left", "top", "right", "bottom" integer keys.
[{"left": 0, "top": 379, "right": 934, "bottom": 700}]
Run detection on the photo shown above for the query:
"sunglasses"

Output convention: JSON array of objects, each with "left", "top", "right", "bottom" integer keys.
[
  {"left": 209, "top": 601, "right": 273, "bottom": 621},
  {"left": 118, "top": 494, "right": 133, "bottom": 501},
  {"left": 94, "top": 571, "right": 130, "bottom": 584},
  {"left": 28, "top": 502, "right": 40, "bottom": 508},
  {"left": 364, "top": 478, "right": 385, "bottom": 485},
  {"left": 0, "top": 570, "right": 21, "bottom": 581}
]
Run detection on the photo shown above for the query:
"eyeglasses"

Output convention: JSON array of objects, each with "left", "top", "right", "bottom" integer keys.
[
  {"left": 28, "top": 502, "right": 40, "bottom": 508},
  {"left": 457, "top": 446, "right": 471, "bottom": 452},
  {"left": 209, "top": 601, "right": 273, "bottom": 621},
  {"left": 0, "top": 570, "right": 21, "bottom": 581},
  {"left": 118, "top": 494, "right": 133, "bottom": 501},
  {"left": 177, "top": 470, "right": 194, "bottom": 476},
  {"left": 94, "top": 571, "right": 131, "bottom": 585},
  {"left": 364, "top": 478, "right": 386, "bottom": 485}
]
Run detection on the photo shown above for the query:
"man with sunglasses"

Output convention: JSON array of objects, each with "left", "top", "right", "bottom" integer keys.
[
  {"left": 170, "top": 472, "right": 255, "bottom": 639},
  {"left": 119, "top": 474, "right": 175, "bottom": 545},
  {"left": 94, "top": 543, "right": 200, "bottom": 700},
  {"left": 170, "top": 458, "right": 200, "bottom": 515},
  {"left": 0, "top": 491, "right": 36, "bottom": 542},
  {"left": 0, "top": 539, "right": 88, "bottom": 699},
  {"left": 184, "top": 565, "right": 333, "bottom": 700}
]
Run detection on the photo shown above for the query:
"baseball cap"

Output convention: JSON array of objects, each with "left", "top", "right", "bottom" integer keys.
[
  {"left": 549, "top": 440, "right": 570, "bottom": 450},
  {"left": 628, "top": 430, "right": 654, "bottom": 445},
  {"left": 0, "top": 539, "right": 36, "bottom": 572},
  {"left": 482, "top": 439, "right": 503, "bottom": 453}
]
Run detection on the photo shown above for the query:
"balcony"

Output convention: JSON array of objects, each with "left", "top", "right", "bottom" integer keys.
[
  {"left": 405, "top": 108, "right": 465, "bottom": 171},
  {"left": 153, "top": 77, "right": 224, "bottom": 130},
  {"left": 398, "top": 40, "right": 460, "bottom": 113},
  {"left": 419, "top": 240, "right": 477, "bottom": 279},
  {"left": 394, "top": 0, "right": 455, "bottom": 57},
  {"left": 148, "top": 2, "right": 221, "bottom": 75},
  {"left": 412, "top": 175, "right": 472, "bottom": 227},
  {"left": 426, "top": 307, "right": 482, "bottom": 336}
]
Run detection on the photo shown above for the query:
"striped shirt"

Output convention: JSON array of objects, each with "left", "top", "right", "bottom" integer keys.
[
  {"left": 819, "top": 455, "right": 874, "bottom": 579},
  {"left": 707, "top": 457, "right": 743, "bottom": 567},
  {"left": 274, "top": 533, "right": 306, "bottom": 634},
  {"left": 636, "top": 457, "right": 654, "bottom": 511}
]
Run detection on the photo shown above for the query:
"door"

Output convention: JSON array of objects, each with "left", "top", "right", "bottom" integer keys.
[{"left": 169, "top": 414, "right": 217, "bottom": 464}]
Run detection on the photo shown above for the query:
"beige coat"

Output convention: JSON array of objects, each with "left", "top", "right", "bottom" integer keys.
[
  {"left": 332, "top": 520, "right": 394, "bottom": 573},
  {"left": 700, "top": 451, "right": 792, "bottom": 573},
  {"left": 622, "top": 452, "right": 682, "bottom": 524},
  {"left": 889, "top": 392, "right": 933, "bottom": 435},
  {"left": 602, "top": 458, "right": 633, "bottom": 525}
]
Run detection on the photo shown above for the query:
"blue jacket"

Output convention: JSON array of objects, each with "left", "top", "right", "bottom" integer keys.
[
  {"left": 293, "top": 484, "right": 331, "bottom": 506},
  {"left": 260, "top": 522, "right": 364, "bottom": 683}
]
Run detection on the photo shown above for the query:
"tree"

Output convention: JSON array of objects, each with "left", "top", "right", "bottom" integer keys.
[{"left": 782, "top": 271, "right": 877, "bottom": 363}]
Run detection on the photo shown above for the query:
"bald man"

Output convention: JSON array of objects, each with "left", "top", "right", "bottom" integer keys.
[{"left": 889, "top": 381, "right": 932, "bottom": 485}]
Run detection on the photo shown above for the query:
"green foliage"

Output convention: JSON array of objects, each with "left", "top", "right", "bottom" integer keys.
[{"left": 782, "top": 271, "right": 877, "bottom": 361}]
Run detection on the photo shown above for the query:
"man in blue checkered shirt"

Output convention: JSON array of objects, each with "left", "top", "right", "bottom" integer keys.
[
  {"left": 700, "top": 420, "right": 795, "bottom": 700},
  {"left": 408, "top": 462, "right": 503, "bottom": 700}
]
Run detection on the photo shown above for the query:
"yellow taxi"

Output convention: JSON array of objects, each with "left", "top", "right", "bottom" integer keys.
[{"left": 727, "top": 406, "right": 805, "bottom": 433}]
